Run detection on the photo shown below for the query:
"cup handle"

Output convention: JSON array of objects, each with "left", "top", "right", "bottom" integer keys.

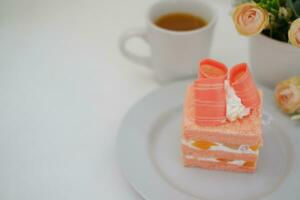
[{"left": 119, "top": 27, "right": 152, "bottom": 68}]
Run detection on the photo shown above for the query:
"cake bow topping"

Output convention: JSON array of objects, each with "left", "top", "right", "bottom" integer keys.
[{"left": 194, "top": 58, "right": 260, "bottom": 126}]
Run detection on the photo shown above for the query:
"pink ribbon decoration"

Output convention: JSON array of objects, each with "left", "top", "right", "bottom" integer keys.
[
  {"left": 194, "top": 58, "right": 260, "bottom": 126},
  {"left": 194, "top": 59, "right": 228, "bottom": 126},
  {"left": 230, "top": 63, "right": 260, "bottom": 109}
]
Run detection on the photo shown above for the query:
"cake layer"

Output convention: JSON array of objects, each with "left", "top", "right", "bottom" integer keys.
[
  {"left": 183, "top": 156, "right": 256, "bottom": 173},
  {"left": 182, "top": 139, "right": 259, "bottom": 154},
  {"left": 183, "top": 130, "right": 262, "bottom": 146},
  {"left": 184, "top": 155, "right": 256, "bottom": 166},
  {"left": 183, "top": 85, "right": 262, "bottom": 146},
  {"left": 182, "top": 144, "right": 258, "bottom": 161}
]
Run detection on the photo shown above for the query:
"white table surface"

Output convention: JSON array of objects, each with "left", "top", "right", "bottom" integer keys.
[{"left": 0, "top": 0, "right": 249, "bottom": 199}]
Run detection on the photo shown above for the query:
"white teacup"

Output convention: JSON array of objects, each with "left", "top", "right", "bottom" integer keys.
[{"left": 119, "top": 0, "right": 218, "bottom": 83}]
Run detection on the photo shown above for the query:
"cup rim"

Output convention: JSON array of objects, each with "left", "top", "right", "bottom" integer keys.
[
  {"left": 254, "top": 33, "right": 300, "bottom": 51},
  {"left": 146, "top": 0, "right": 218, "bottom": 35}
]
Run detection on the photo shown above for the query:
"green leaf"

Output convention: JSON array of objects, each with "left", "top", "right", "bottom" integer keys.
[
  {"left": 291, "top": 114, "right": 300, "bottom": 120},
  {"left": 287, "top": 0, "right": 300, "bottom": 17}
]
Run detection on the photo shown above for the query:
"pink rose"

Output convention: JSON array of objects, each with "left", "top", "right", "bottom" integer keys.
[
  {"left": 288, "top": 18, "right": 300, "bottom": 48},
  {"left": 232, "top": 3, "right": 269, "bottom": 36},
  {"left": 275, "top": 76, "right": 300, "bottom": 114}
]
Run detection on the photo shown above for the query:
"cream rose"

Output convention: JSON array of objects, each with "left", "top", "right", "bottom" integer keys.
[
  {"left": 288, "top": 18, "right": 300, "bottom": 47},
  {"left": 232, "top": 3, "right": 269, "bottom": 36},
  {"left": 275, "top": 76, "right": 300, "bottom": 114}
]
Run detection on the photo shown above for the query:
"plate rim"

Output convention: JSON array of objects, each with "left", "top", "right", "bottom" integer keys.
[{"left": 116, "top": 80, "right": 300, "bottom": 200}]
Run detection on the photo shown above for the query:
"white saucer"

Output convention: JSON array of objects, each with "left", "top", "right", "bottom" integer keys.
[{"left": 117, "top": 80, "right": 300, "bottom": 200}]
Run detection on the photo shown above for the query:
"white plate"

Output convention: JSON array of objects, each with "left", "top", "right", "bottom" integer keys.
[{"left": 117, "top": 80, "right": 300, "bottom": 200}]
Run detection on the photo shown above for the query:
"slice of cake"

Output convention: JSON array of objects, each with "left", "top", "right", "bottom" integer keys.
[{"left": 182, "top": 59, "right": 263, "bottom": 173}]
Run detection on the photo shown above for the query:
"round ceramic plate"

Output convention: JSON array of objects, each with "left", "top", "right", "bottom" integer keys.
[{"left": 117, "top": 80, "right": 300, "bottom": 200}]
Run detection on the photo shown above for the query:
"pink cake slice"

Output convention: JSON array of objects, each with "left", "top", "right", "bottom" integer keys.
[{"left": 182, "top": 85, "right": 263, "bottom": 173}]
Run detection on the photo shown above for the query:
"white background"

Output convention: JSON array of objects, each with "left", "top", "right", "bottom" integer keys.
[{"left": 0, "top": 0, "right": 249, "bottom": 199}]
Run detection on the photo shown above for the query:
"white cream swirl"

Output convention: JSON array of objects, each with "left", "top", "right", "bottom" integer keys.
[{"left": 224, "top": 80, "right": 250, "bottom": 121}]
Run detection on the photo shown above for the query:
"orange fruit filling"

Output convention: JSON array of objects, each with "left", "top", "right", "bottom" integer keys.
[
  {"left": 243, "top": 161, "right": 255, "bottom": 168},
  {"left": 192, "top": 140, "right": 216, "bottom": 150},
  {"left": 249, "top": 145, "right": 259, "bottom": 151},
  {"left": 216, "top": 158, "right": 233, "bottom": 162}
]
